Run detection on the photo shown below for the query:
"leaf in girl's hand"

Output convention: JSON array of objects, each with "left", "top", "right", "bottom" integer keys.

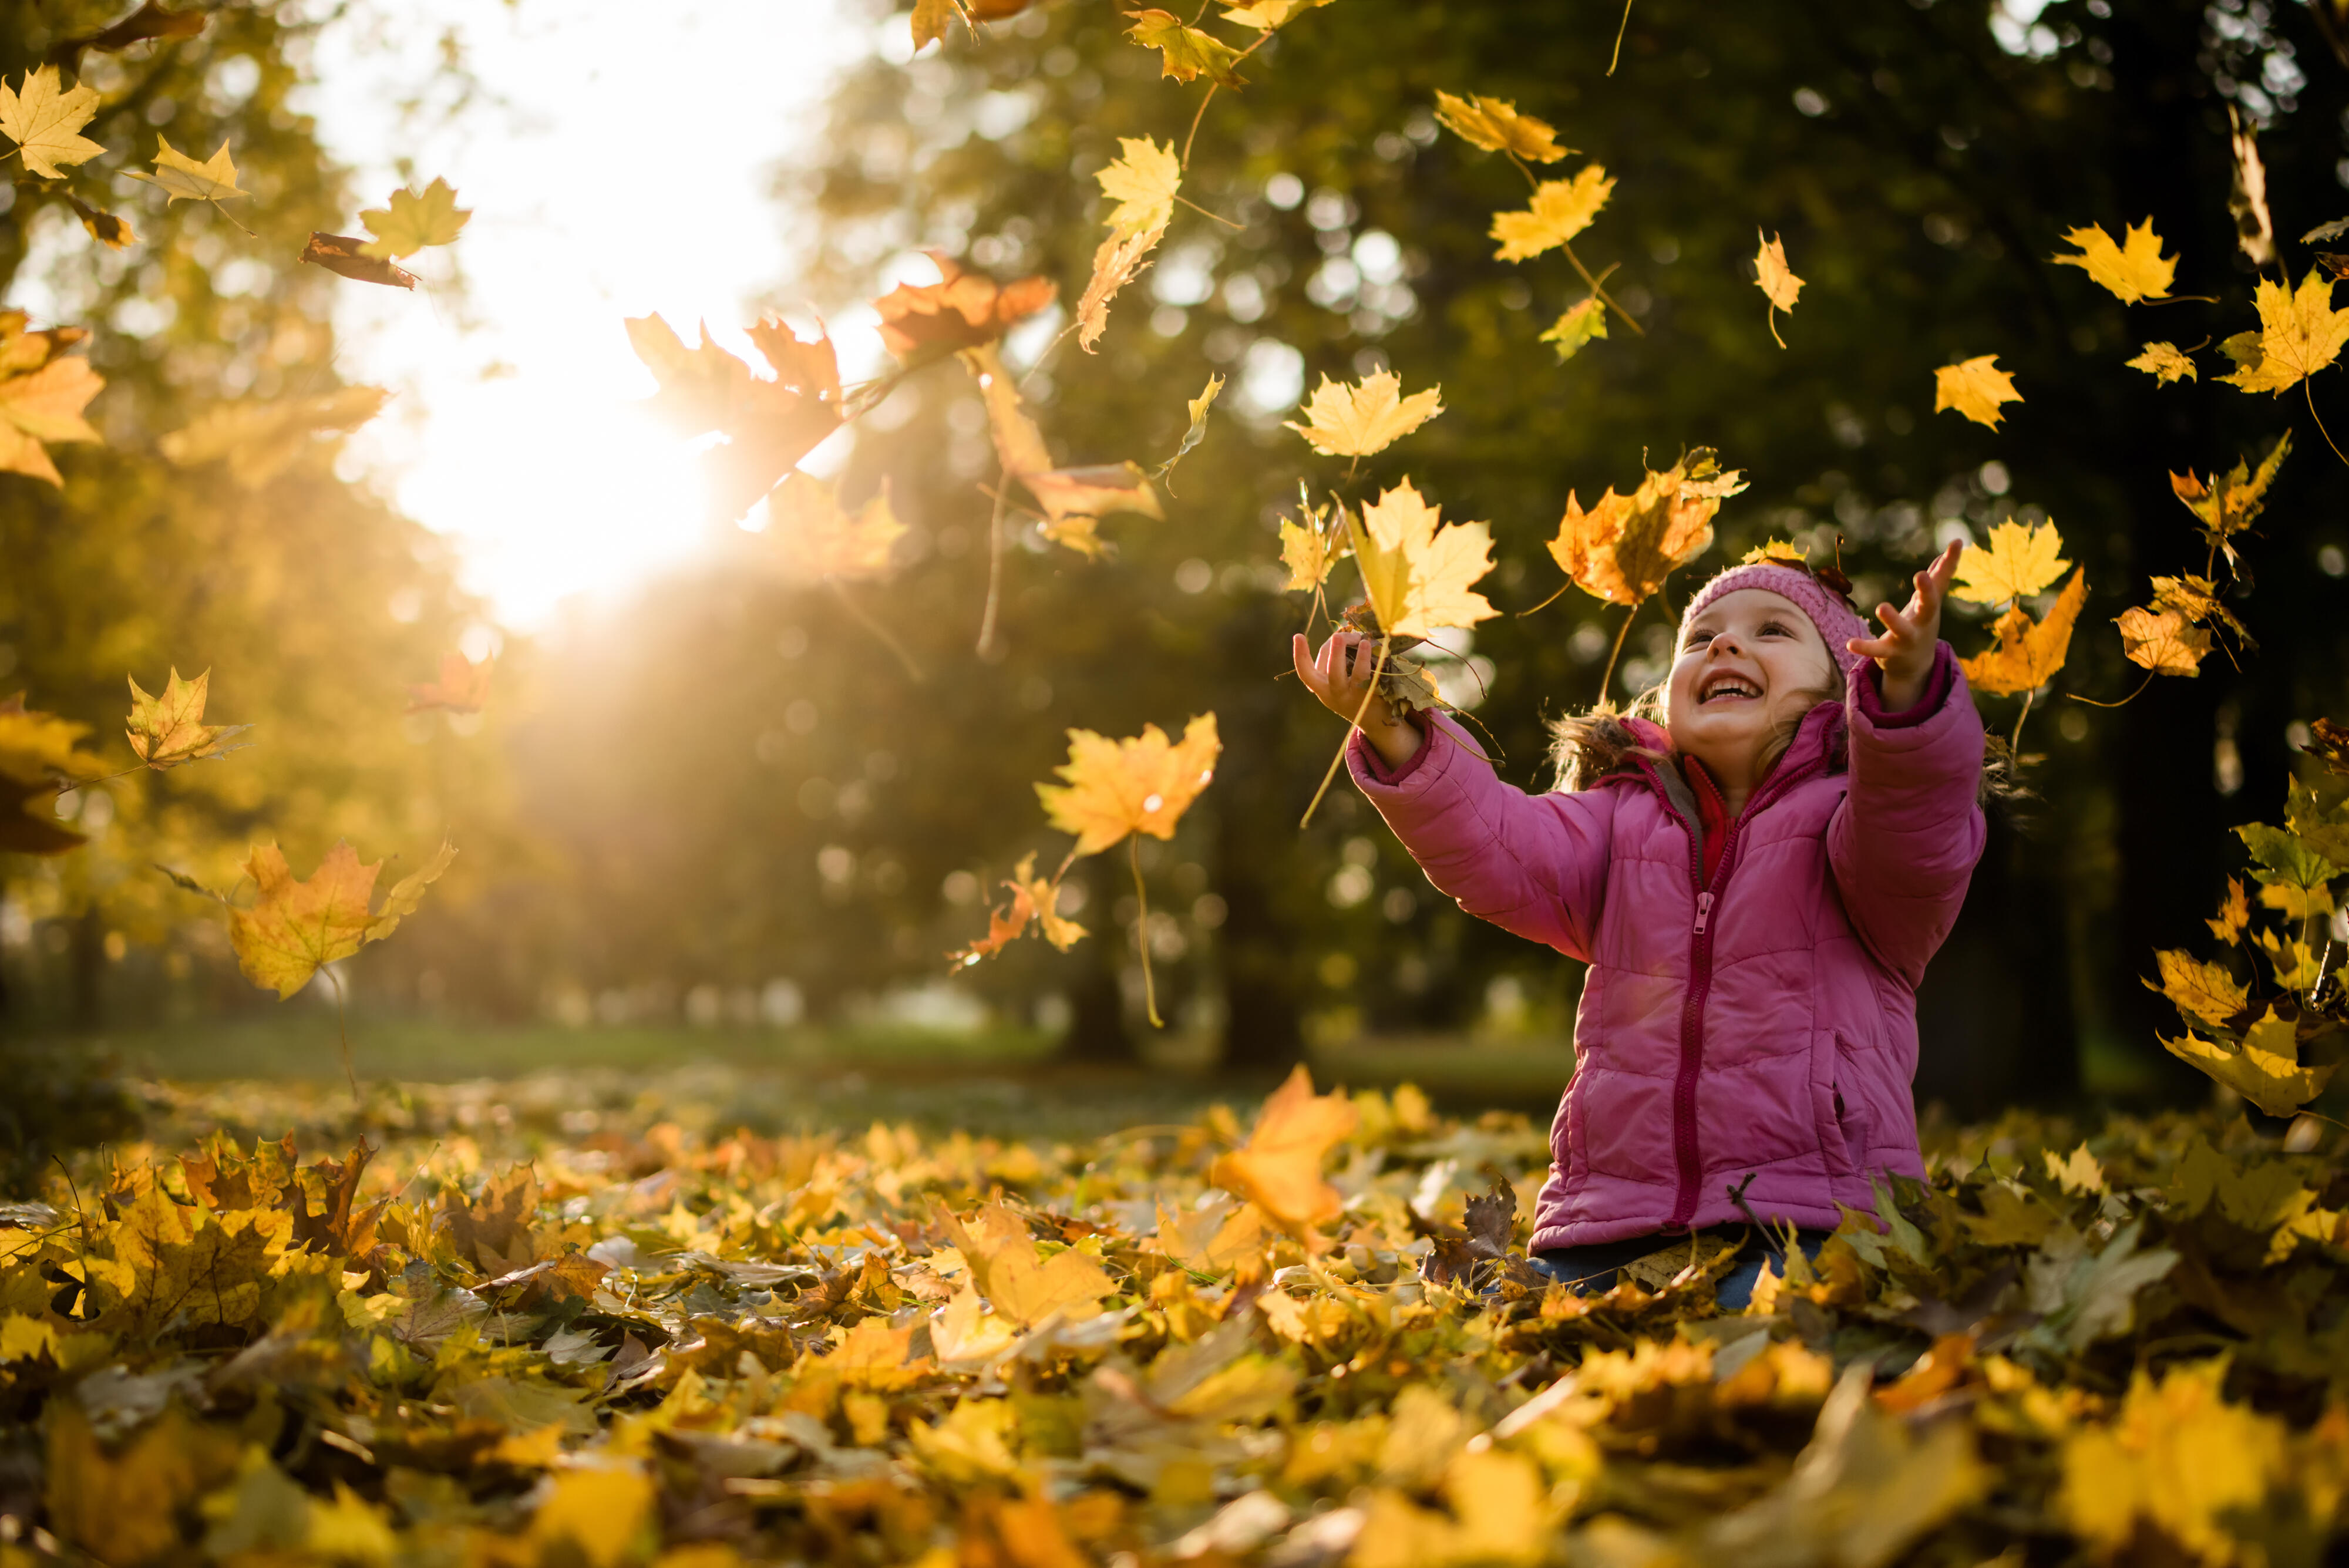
[
  {"left": 0, "top": 66, "right": 104, "bottom": 178},
  {"left": 1036, "top": 714, "right": 1220, "bottom": 857},
  {"left": 2126, "top": 341, "right": 2197, "bottom": 383},
  {"left": 2215, "top": 272, "right": 2349, "bottom": 395},
  {"left": 1433, "top": 91, "right": 1572, "bottom": 162},
  {"left": 873, "top": 254, "right": 1056, "bottom": 361},
  {"left": 1490, "top": 167, "right": 1614, "bottom": 262},
  {"left": 359, "top": 178, "right": 470, "bottom": 260},
  {"left": 1755, "top": 230, "right": 1802, "bottom": 346},
  {"left": 406, "top": 652, "right": 493, "bottom": 714},
  {"left": 1540, "top": 297, "right": 1608, "bottom": 363},
  {"left": 1933, "top": 355, "right": 2021, "bottom": 428},
  {"left": 1958, "top": 568, "right": 2086, "bottom": 696},
  {"left": 766, "top": 475, "right": 904, "bottom": 582},
  {"left": 2114, "top": 608, "right": 2210, "bottom": 677},
  {"left": 1348, "top": 479, "right": 1495, "bottom": 638},
  {"left": 2051, "top": 219, "right": 2175, "bottom": 304},
  {"left": 1208, "top": 1065, "right": 1358, "bottom": 1249},
  {"left": 126, "top": 668, "right": 250, "bottom": 769},
  {"left": 1951, "top": 519, "right": 2069, "bottom": 605},
  {"left": 2165, "top": 1015, "right": 2337, "bottom": 1119},
  {"left": 1284, "top": 371, "right": 1443, "bottom": 458},
  {"left": 1124, "top": 9, "right": 1247, "bottom": 86},
  {"left": 1546, "top": 449, "right": 1741, "bottom": 609},
  {"left": 301, "top": 233, "right": 418, "bottom": 290},
  {"left": 123, "top": 135, "right": 245, "bottom": 203}
]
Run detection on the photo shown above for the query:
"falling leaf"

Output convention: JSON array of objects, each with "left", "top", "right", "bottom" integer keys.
[
  {"left": 123, "top": 135, "right": 245, "bottom": 203},
  {"left": 1209, "top": 1065, "right": 1358, "bottom": 1247},
  {"left": 2206, "top": 878, "right": 2252, "bottom": 944},
  {"left": 1076, "top": 222, "right": 1164, "bottom": 352},
  {"left": 160, "top": 386, "right": 391, "bottom": 488},
  {"left": 1278, "top": 511, "right": 1342, "bottom": 593},
  {"left": 2229, "top": 106, "right": 2274, "bottom": 268},
  {"left": 299, "top": 233, "right": 416, "bottom": 290},
  {"left": 2051, "top": 219, "right": 2175, "bottom": 304},
  {"left": 126, "top": 668, "right": 251, "bottom": 770},
  {"left": 1154, "top": 374, "right": 1222, "bottom": 482},
  {"left": 1284, "top": 371, "right": 1444, "bottom": 459},
  {"left": 1547, "top": 448, "right": 1743, "bottom": 608},
  {"left": 2126, "top": 341, "right": 2196, "bottom": 383},
  {"left": 625, "top": 312, "right": 843, "bottom": 522},
  {"left": 1958, "top": 567, "right": 2088, "bottom": 698},
  {"left": 2114, "top": 608, "right": 2211, "bottom": 677},
  {"left": 1490, "top": 167, "right": 1614, "bottom": 262},
  {"left": 873, "top": 254, "right": 1057, "bottom": 361},
  {"left": 0, "top": 66, "right": 104, "bottom": 179},
  {"left": 1951, "top": 518, "right": 2069, "bottom": 606},
  {"left": 1432, "top": 91, "right": 1571, "bottom": 163},
  {"left": 910, "top": 0, "right": 960, "bottom": 49},
  {"left": 1037, "top": 714, "right": 1220, "bottom": 857},
  {"left": 1123, "top": 9, "right": 1247, "bottom": 86},
  {"left": 2147, "top": 948, "right": 2249, "bottom": 1029},
  {"left": 766, "top": 475, "right": 904, "bottom": 582},
  {"left": 1096, "top": 136, "right": 1181, "bottom": 240},
  {"left": 1540, "top": 297, "right": 1608, "bottom": 362},
  {"left": 1220, "top": 0, "right": 1334, "bottom": 28},
  {"left": 406, "top": 652, "right": 493, "bottom": 714},
  {"left": 1755, "top": 230, "right": 1802, "bottom": 348},
  {"left": 2170, "top": 432, "right": 2289, "bottom": 572},
  {"left": 0, "top": 311, "right": 103, "bottom": 486},
  {"left": 1347, "top": 479, "right": 1497, "bottom": 640},
  {"left": 2304, "top": 718, "right": 2349, "bottom": 776},
  {"left": 48, "top": 4, "right": 206, "bottom": 72},
  {"left": 63, "top": 194, "right": 135, "bottom": 250},
  {"left": 2166, "top": 1015, "right": 2338, "bottom": 1119},
  {"left": 2146, "top": 575, "right": 2252, "bottom": 650},
  {"left": 0, "top": 694, "right": 104, "bottom": 854},
  {"left": 951, "top": 852, "right": 1087, "bottom": 964},
  {"left": 358, "top": 177, "right": 470, "bottom": 260},
  {"left": 2215, "top": 271, "right": 2349, "bottom": 395},
  {"left": 1933, "top": 355, "right": 2021, "bottom": 428},
  {"left": 229, "top": 840, "right": 452, "bottom": 1000},
  {"left": 1024, "top": 464, "right": 1165, "bottom": 556}
]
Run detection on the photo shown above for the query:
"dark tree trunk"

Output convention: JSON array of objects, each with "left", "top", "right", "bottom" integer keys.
[
  {"left": 1914, "top": 807, "right": 2078, "bottom": 1116},
  {"left": 1058, "top": 859, "right": 1135, "bottom": 1062}
]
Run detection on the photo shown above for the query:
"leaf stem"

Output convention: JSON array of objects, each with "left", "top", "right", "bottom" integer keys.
[
  {"left": 2307, "top": 379, "right": 2349, "bottom": 468},
  {"left": 1560, "top": 241, "right": 1645, "bottom": 336},
  {"left": 1596, "top": 601, "right": 1637, "bottom": 703},
  {"left": 1180, "top": 85, "right": 1219, "bottom": 169},
  {"left": 1607, "top": 0, "right": 1634, "bottom": 73},
  {"left": 977, "top": 476, "right": 1013, "bottom": 657},
  {"left": 2010, "top": 688, "right": 2036, "bottom": 752},
  {"left": 1174, "top": 191, "right": 1243, "bottom": 229},
  {"left": 1300, "top": 636, "right": 1390, "bottom": 828},
  {"left": 1131, "top": 836, "right": 1162, "bottom": 1028},
  {"left": 2068, "top": 671, "right": 2153, "bottom": 708}
]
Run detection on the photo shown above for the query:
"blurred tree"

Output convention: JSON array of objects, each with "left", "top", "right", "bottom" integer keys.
[{"left": 0, "top": 2, "right": 511, "bottom": 1029}]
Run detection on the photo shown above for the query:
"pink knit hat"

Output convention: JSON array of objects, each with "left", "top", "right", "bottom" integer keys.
[{"left": 1678, "top": 561, "right": 1872, "bottom": 674}]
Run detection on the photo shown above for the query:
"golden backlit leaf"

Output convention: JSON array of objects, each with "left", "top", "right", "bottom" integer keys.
[
  {"left": 1933, "top": 354, "right": 2021, "bottom": 428},
  {"left": 1284, "top": 371, "right": 1444, "bottom": 458},
  {"left": 1755, "top": 230, "right": 1802, "bottom": 348},
  {"left": 1957, "top": 567, "right": 2086, "bottom": 697},
  {"left": 2148, "top": 948, "right": 2249, "bottom": 1029},
  {"left": 2115, "top": 607, "right": 2210, "bottom": 677},
  {"left": 1432, "top": 90, "right": 1571, "bottom": 163},
  {"left": 1125, "top": 9, "right": 1247, "bottom": 86},
  {"left": 2216, "top": 271, "right": 2349, "bottom": 395},
  {"left": 1547, "top": 448, "right": 1742, "bottom": 608},
  {"left": 1155, "top": 373, "right": 1222, "bottom": 482},
  {"left": 1208, "top": 1065, "right": 1358, "bottom": 1246},
  {"left": 1951, "top": 518, "right": 2069, "bottom": 605},
  {"left": 910, "top": 0, "right": 958, "bottom": 49},
  {"left": 0, "top": 315, "right": 103, "bottom": 486},
  {"left": 0, "top": 66, "right": 104, "bottom": 178},
  {"left": 2166, "top": 1018, "right": 2338, "bottom": 1121},
  {"left": 1022, "top": 463, "right": 1165, "bottom": 557},
  {"left": 160, "top": 386, "right": 391, "bottom": 488},
  {"left": 1490, "top": 167, "right": 1614, "bottom": 262},
  {"left": 1540, "top": 296, "right": 1608, "bottom": 363},
  {"left": 2169, "top": 432, "right": 2290, "bottom": 572},
  {"left": 766, "top": 475, "right": 905, "bottom": 582},
  {"left": 1346, "top": 478, "right": 1496, "bottom": 639},
  {"left": 1076, "top": 220, "right": 1165, "bottom": 353},
  {"left": 368, "top": 839, "right": 456, "bottom": 944},
  {"left": 2052, "top": 219, "right": 2175, "bottom": 304},
  {"left": 358, "top": 177, "right": 470, "bottom": 260},
  {"left": 1096, "top": 136, "right": 1181, "bottom": 240},
  {"left": 406, "top": 652, "right": 492, "bottom": 714},
  {"left": 2147, "top": 576, "right": 2252, "bottom": 651},
  {"left": 124, "top": 134, "right": 245, "bottom": 203},
  {"left": 229, "top": 843, "right": 381, "bottom": 1000},
  {"left": 1036, "top": 714, "right": 1221, "bottom": 857},
  {"left": 625, "top": 312, "right": 843, "bottom": 522},
  {"left": 2127, "top": 341, "right": 2196, "bottom": 383},
  {"left": 874, "top": 254, "right": 1056, "bottom": 361},
  {"left": 127, "top": 668, "right": 251, "bottom": 770}
]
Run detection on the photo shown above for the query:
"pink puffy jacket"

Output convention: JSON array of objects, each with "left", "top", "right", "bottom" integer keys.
[{"left": 1347, "top": 644, "right": 1985, "bottom": 1250}]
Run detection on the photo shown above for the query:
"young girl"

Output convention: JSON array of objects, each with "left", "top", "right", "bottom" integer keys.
[{"left": 1292, "top": 541, "right": 1981, "bottom": 1307}]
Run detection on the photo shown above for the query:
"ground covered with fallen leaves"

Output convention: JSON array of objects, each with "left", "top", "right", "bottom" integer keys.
[{"left": 4, "top": 1066, "right": 2346, "bottom": 1568}]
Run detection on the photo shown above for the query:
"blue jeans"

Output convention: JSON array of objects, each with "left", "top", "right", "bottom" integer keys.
[{"left": 1529, "top": 1225, "right": 1831, "bottom": 1311}]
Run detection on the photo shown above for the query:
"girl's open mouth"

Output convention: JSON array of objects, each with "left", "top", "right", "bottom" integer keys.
[{"left": 1698, "top": 672, "right": 1763, "bottom": 704}]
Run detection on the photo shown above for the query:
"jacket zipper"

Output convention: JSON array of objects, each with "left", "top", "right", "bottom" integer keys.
[{"left": 1650, "top": 748, "right": 1828, "bottom": 1230}]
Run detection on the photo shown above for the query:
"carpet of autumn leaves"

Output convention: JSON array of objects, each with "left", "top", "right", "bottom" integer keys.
[{"left": 5, "top": 1068, "right": 2349, "bottom": 1567}]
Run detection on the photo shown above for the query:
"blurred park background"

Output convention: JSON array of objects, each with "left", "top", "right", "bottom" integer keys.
[{"left": 6, "top": 0, "right": 2349, "bottom": 1142}]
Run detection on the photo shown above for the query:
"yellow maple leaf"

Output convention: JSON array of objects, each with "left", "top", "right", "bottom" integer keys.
[
  {"left": 2114, "top": 607, "right": 2211, "bottom": 677},
  {"left": 124, "top": 134, "right": 246, "bottom": 203},
  {"left": 1209, "top": 1065, "right": 1359, "bottom": 1248},
  {"left": 126, "top": 668, "right": 251, "bottom": 770},
  {"left": 1036, "top": 714, "right": 1221, "bottom": 857},
  {"left": 2052, "top": 219, "right": 2175, "bottom": 304},
  {"left": 985, "top": 1240, "right": 1116, "bottom": 1327},
  {"left": 1490, "top": 166, "right": 1614, "bottom": 262},
  {"left": 1346, "top": 478, "right": 1496, "bottom": 640},
  {"left": 1433, "top": 90, "right": 1571, "bottom": 163},
  {"left": 1278, "top": 511, "right": 1343, "bottom": 592},
  {"left": 1284, "top": 370, "right": 1444, "bottom": 459},
  {"left": 228, "top": 839, "right": 454, "bottom": 999},
  {"left": 1076, "top": 221, "right": 1164, "bottom": 353},
  {"left": 1547, "top": 449, "right": 1743, "bottom": 608},
  {"left": 2061, "top": 1361, "right": 2287, "bottom": 1565},
  {"left": 1096, "top": 136, "right": 1180, "bottom": 240},
  {"left": 2147, "top": 948, "right": 2249, "bottom": 1029},
  {"left": 1220, "top": 0, "right": 1332, "bottom": 28},
  {"left": 929, "top": 1282, "right": 1022, "bottom": 1368},
  {"left": 2127, "top": 341, "right": 2196, "bottom": 383},
  {"left": 2165, "top": 1014, "right": 2338, "bottom": 1118},
  {"left": 2207, "top": 878, "right": 2251, "bottom": 944},
  {"left": 2216, "top": 270, "right": 2349, "bottom": 395},
  {"left": 358, "top": 177, "right": 470, "bottom": 260},
  {"left": 0, "top": 334, "right": 103, "bottom": 486},
  {"left": 0, "top": 66, "right": 105, "bottom": 179},
  {"left": 1755, "top": 230, "right": 1803, "bottom": 348},
  {"left": 1156, "top": 1194, "right": 1270, "bottom": 1274},
  {"left": 1951, "top": 518, "right": 2069, "bottom": 605},
  {"left": 1933, "top": 354, "right": 2021, "bottom": 428},
  {"left": 766, "top": 475, "right": 904, "bottom": 582},
  {"left": 1958, "top": 567, "right": 2086, "bottom": 698},
  {"left": 1125, "top": 9, "right": 1246, "bottom": 86},
  {"left": 1540, "top": 296, "right": 1608, "bottom": 362},
  {"left": 65, "top": 193, "right": 136, "bottom": 250}
]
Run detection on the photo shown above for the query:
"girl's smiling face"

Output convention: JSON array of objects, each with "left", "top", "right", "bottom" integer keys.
[{"left": 1665, "top": 588, "right": 1839, "bottom": 776}]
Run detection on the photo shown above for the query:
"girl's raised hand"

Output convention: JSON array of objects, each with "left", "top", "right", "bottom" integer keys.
[
  {"left": 1846, "top": 538, "right": 1964, "bottom": 711},
  {"left": 1291, "top": 631, "right": 1424, "bottom": 771}
]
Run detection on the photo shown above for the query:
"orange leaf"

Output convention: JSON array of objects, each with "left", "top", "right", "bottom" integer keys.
[
  {"left": 1208, "top": 1065, "right": 1358, "bottom": 1249},
  {"left": 1547, "top": 448, "right": 1743, "bottom": 607},
  {"left": 1036, "top": 715, "right": 1220, "bottom": 858},
  {"left": 874, "top": 253, "right": 1056, "bottom": 361},
  {"left": 1958, "top": 568, "right": 2087, "bottom": 697}
]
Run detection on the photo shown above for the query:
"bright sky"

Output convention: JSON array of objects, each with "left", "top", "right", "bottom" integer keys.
[{"left": 311, "top": 0, "right": 883, "bottom": 628}]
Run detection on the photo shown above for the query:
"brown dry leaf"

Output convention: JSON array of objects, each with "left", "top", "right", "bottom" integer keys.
[
  {"left": 1208, "top": 1065, "right": 1358, "bottom": 1249},
  {"left": 0, "top": 309, "right": 103, "bottom": 485},
  {"left": 1934, "top": 355, "right": 2021, "bottom": 428},
  {"left": 1432, "top": 90, "right": 1571, "bottom": 162},
  {"left": 765, "top": 475, "right": 904, "bottom": 583},
  {"left": 126, "top": 668, "right": 251, "bottom": 770},
  {"left": 1957, "top": 567, "right": 2088, "bottom": 698},
  {"left": 299, "top": 233, "right": 418, "bottom": 291},
  {"left": 950, "top": 852, "right": 1086, "bottom": 964},
  {"left": 876, "top": 254, "right": 1056, "bottom": 361},
  {"left": 64, "top": 194, "right": 136, "bottom": 250},
  {"left": 1547, "top": 448, "right": 1744, "bottom": 608},
  {"left": 1036, "top": 714, "right": 1220, "bottom": 857},
  {"left": 2115, "top": 607, "right": 2211, "bottom": 677},
  {"left": 49, "top": 4, "right": 206, "bottom": 72}
]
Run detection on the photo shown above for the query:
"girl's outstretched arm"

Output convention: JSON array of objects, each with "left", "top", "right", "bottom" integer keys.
[
  {"left": 1295, "top": 631, "right": 1617, "bottom": 961},
  {"left": 1829, "top": 542, "right": 1988, "bottom": 985}
]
